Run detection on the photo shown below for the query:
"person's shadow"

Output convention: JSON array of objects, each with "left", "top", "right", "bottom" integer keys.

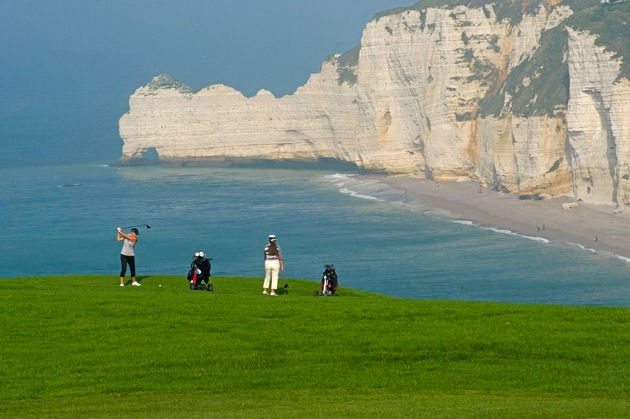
[{"left": 126, "top": 275, "right": 151, "bottom": 285}]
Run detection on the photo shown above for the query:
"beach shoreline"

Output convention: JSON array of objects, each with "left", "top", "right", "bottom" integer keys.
[{"left": 343, "top": 174, "right": 630, "bottom": 263}]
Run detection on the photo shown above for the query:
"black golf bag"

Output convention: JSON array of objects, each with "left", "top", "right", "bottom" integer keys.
[
  {"left": 319, "top": 264, "right": 338, "bottom": 296},
  {"left": 187, "top": 254, "right": 213, "bottom": 291}
]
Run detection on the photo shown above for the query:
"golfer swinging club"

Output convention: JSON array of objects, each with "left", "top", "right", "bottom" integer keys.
[
  {"left": 117, "top": 227, "right": 141, "bottom": 287},
  {"left": 263, "top": 234, "right": 284, "bottom": 296}
]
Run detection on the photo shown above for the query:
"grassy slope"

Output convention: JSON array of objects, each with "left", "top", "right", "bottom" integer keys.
[{"left": 1, "top": 275, "right": 629, "bottom": 418}]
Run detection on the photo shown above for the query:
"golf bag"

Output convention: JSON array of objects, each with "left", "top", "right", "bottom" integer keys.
[
  {"left": 187, "top": 253, "right": 213, "bottom": 291},
  {"left": 319, "top": 264, "right": 338, "bottom": 296}
]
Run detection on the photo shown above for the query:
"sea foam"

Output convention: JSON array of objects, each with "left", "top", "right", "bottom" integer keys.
[{"left": 451, "top": 220, "right": 550, "bottom": 243}]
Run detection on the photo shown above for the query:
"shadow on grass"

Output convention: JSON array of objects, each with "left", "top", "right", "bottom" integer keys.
[{"left": 122, "top": 275, "right": 151, "bottom": 286}]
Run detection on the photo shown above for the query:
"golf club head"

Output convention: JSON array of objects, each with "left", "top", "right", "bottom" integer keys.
[
  {"left": 121, "top": 224, "right": 151, "bottom": 230},
  {"left": 284, "top": 283, "right": 289, "bottom": 289}
]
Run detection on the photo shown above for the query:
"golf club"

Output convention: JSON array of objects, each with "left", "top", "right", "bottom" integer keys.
[{"left": 121, "top": 224, "right": 151, "bottom": 230}]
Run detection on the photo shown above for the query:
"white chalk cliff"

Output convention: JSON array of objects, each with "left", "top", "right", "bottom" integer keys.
[{"left": 119, "top": 0, "right": 630, "bottom": 207}]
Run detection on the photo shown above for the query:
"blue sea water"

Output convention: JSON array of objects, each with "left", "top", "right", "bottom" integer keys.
[{"left": 1, "top": 162, "right": 630, "bottom": 307}]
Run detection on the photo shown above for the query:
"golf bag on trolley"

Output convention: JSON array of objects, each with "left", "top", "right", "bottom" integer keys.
[
  {"left": 187, "top": 252, "right": 213, "bottom": 291},
  {"left": 319, "top": 264, "right": 338, "bottom": 296}
]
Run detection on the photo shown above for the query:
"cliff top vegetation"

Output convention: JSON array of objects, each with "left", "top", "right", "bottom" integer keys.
[{"left": 369, "top": 0, "right": 630, "bottom": 118}]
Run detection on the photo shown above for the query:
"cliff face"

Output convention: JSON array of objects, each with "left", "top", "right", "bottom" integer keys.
[{"left": 119, "top": 0, "right": 630, "bottom": 207}]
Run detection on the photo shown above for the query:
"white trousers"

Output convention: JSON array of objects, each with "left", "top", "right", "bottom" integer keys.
[{"left": 263, "top": 259, "right": 280, "bottom": 290}]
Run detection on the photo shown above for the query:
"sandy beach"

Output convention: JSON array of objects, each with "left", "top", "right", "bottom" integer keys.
[{"left": 346, "top": 174, "right": 630, "bottom": 263}]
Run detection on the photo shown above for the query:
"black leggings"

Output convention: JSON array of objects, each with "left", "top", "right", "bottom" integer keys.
[{"left": 120, "top": 254, "right": 136, "bottom": 277}]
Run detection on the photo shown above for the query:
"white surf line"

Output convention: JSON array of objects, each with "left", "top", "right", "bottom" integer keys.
[
  {"left": 327, "top": 174, "right": 630, "bottom": 265},
  {"left": 451, "top": 220, "right": 550, "bottom": 244}
]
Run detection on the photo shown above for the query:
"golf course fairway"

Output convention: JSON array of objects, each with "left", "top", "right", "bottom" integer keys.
[{"left": 1, "top": 275, "right": 629, "bottom": 418}]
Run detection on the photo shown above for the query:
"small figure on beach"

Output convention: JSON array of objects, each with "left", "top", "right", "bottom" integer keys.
[
  {"left": 263, "top": 234, "right": 284, "bottom": 296},
  {"left": 117, "top": 227, "right": 141, "bottom": 287}
]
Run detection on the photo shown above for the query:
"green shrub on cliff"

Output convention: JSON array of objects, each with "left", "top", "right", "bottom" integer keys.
[
  {"left": 365, "top": 1, "right": 629, "bottom": 121},
  {"left": 480, "top": 26, "right": 570, "bottom": 118},
  {"left": 568, "top": 1, "right": 630, "bottom": 79}
]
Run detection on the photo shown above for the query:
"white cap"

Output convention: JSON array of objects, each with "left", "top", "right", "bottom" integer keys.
[
  {"left": 268, "top": 234, "right": 276, "bottom": 240},
  {"left": 194, "top": 252, "right": 200, "bottom": 257},
  {"left": 199, "top": 252, "right": 205, "bottom": 258}
]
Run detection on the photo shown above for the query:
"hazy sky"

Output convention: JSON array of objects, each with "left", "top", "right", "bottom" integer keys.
[
  {"left": 1, "top": 0, "right": 412, "bottom": 97},
  {"left": 0, "top": 0, "right": 414, "bottom": 165}
]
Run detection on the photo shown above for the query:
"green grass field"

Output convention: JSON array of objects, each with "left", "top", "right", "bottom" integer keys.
[{"left": 1, "top": 275, "right": 629, "bottom": 418}]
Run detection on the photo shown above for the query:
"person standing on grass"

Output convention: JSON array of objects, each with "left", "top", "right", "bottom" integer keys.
[
  {"left": 262, "top": 234, "right": 284, "bottom": 296},
  {"left": 117, "top": 227, "right": 141, "bottom": 287}
]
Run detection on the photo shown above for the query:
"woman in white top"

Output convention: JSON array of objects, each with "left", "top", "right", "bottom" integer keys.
[{"left": 117, "top": 227, "right": 141, "bottom": 287}]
